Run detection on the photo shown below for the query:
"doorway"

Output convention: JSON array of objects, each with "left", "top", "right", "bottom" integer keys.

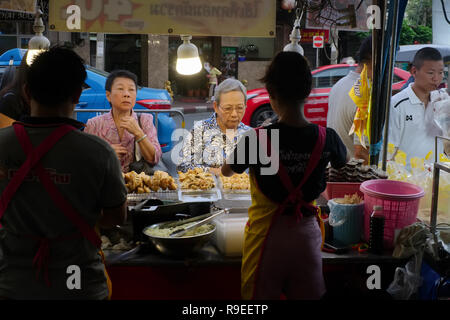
[{"left": 104, "top": 34, "right": 142, "bottom": 84}]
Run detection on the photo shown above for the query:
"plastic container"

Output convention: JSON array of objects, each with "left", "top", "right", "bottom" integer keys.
[
  {"left": 360, "top": 180, "right": 425, "bottom": 249},
  {"left": 323, "top": 182, "right": 364, "bottom": 201},
  {"left": 328, "top": 198, "right": 364, "bottom": 245},
  {"left": 213, "top": 212, "right": 248, "bottom": 257}
]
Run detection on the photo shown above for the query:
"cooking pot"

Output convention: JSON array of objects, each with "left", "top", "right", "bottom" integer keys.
[
  {"left": 143, "top": 216, "right": 216, "bottom": 257},
  {"left": 129, "top": 199, "right": 212, "bottom": 242}
]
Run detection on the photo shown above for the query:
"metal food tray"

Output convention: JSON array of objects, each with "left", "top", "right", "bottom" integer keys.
[
  {"left": 127, "top": 190, "right": 179, "bottom": 202},
  {"left": 217, "top": 177, "right": 251, "bottom": 201},
  {"left": 177, "top": 176, "right": 222, "bottom": 203}
]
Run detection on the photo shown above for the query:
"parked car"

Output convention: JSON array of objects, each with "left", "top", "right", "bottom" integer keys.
[
  {"left": 242, "top": 64, "right": 411, "bottom": 127},
  {"left": 0, "top": 48, "right": 175, "bottom": 152}
]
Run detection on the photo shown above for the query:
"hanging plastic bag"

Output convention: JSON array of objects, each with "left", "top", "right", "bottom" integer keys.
[
  {"left": 387, "top": 149, "right": 411, "bottom": 181},
  {"left": 387, "top": 257, "right": 423, "bottom": 300},
  {"left": 425, "top": 89, "right": 450, "bottom": 138}
]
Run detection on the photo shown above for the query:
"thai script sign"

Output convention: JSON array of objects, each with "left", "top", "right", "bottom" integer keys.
[
  {"left": 0, "top": 0, "right": 36, "bottom": 13},
  {"left": 49, "top": 0, "right": 276, "bottom": 37},
  {"left": 300, "top": 29, "right": 330, "bottom": 43}
]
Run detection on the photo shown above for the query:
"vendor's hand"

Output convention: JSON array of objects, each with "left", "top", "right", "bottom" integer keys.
[
  {"left": 119, "top": 116, "right": 144, "bottom": 138},
  {"left": 209, "top": 167, "right": 222, "bottom": 176},
  {"left": 111, "top": 144, "right": 128, "bottom": 158}
]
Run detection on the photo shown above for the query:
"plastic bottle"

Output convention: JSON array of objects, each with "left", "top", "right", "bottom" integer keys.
[{"left": 369, "top": 205, "right": 385, "bottom": 254}]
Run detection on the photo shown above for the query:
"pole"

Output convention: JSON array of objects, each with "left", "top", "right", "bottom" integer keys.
[
  {"left": 381, "top": 0, "right": 400, "bottom": 171},
  {"left": 316, "top": 48, "right": 319, "bottom": 68},
  {"left": 369, "top": 0, "right": 386, "bottom": 166},
  {"left": 330, "top": 29, "right": 338, "bottom": 64},
  {"left": 96, "top": 33, "right": 105, "bottom": 70}
]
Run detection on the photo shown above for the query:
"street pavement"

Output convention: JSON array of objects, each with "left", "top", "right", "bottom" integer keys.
[{"left": 171, "top": 96, "right": 214, "bottom": 115}]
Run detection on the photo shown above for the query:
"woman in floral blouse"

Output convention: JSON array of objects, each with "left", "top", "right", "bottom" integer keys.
[
  {"left": 177, "top": 78, "right": 251, "bottom": 175},
  {"left": 85, "top": 70, "right": 162, "bottom": 172}
]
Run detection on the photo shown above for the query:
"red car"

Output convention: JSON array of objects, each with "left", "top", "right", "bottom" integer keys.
[{"left": 242, "top": 64, "right": 411, "bottom": 127}]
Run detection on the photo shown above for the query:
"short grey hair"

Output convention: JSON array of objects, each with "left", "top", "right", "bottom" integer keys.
[{"left": 214, "top": 78, "right": 247, "bottom": 105}]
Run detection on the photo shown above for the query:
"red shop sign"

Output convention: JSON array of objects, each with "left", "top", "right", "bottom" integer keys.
[{"left": 301, "top": 29, "right": 330, "bottom": 43}]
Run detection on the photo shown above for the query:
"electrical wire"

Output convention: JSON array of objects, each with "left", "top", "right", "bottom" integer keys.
[
  {"left": 290, "top": 0, "right": 369, "bottom": 62},
  {"left": 356, "top": 0, "right": 364, "bottom": 11},
  {"left": 441, "top": 0, "right": 450, "bottom": 25}
]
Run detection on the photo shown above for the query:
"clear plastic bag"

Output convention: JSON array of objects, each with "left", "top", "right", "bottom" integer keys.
[
  {"left": 429, "top": 89, "right": 450, "bottom": 137},
  {"left": 387, "top": 256, "right": 423, "bottom": 300}
]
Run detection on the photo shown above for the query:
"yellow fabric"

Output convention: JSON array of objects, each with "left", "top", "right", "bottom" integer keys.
[
  {"left": 95, "top": 226, "right": 112, "bottom": 300},
  {"left": 241, "top": 170, "right": 278, "bottom": 300},
  {"left": 241, "top": 170, "right": 324, "bottom": 300},
  {"left": 99, "top": 250, "right": 112, "bottom": 300},
  {"left": 348, "top": 65, "right": 372, "bottom": 148},
  {"left": 317, "top": 206, "right": 325, "bottom": 250}
]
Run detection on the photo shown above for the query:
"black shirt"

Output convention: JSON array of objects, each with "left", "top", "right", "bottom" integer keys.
[
  {"left": 229, "top": 123, "right": 347, "bottom": 204},
  {"left": 0, "top": 91, "right": 29, "bottom": 121}
]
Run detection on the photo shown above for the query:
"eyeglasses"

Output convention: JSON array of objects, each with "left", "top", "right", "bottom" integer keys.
[{"left": 219, "top": 104, "right": 246, "bottom": 114}]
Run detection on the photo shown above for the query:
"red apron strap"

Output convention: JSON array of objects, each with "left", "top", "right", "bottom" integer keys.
[
  {"left": 258, "top": 125, "right": 327, "bottom": 195},
  {"left": 11, "top": 123, "right": 101, "bottom": 249},
  {"left": 272, "top": 125, "right": 327, "bottom": 219},
  {"left": 1, "top": 123, "right": 103, "bottom": 287},
  {"left": 34, "top": 164, "right": 101, "bottom": 248},
  {"left": 288, "top": 125, "right": 327, "bottom": 192},
  {"left": 0, "top": 124, "right": 75, "bottom": 219}
]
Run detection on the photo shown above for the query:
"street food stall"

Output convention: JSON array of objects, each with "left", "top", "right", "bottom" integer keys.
[{"left": 6, "top": 0, "right": 444, "bottom": 301}]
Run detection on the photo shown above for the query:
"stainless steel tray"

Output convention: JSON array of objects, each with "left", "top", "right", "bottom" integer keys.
[
  {"left": 127, "top": 190, "right": 179, "bottom": 202},
  {"left": 178, "top": 176, "right": 222, "bottom": 203},
  {"left": 217, "top": 176, "right": 251, "bottom": 201}
]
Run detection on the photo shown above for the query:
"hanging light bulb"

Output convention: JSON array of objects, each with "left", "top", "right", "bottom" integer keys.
[
  {"left": 27, "top": 6, "right": 50, "bottom": 66},
  {"left": 176, "top": 35, "right": 202, "bottom": 75},
  {"left": 283, "top": 5, "right": 305, "bottom": 55},
  {"left": 283, "top": 23, "right": 304, "bottom": 55},
  {"left": 281, "top": 0, "right": 296, "bottom": 11}
]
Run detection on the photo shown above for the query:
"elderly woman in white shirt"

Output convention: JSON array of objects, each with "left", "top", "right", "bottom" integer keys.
[{"left": 177, "top": 78, "right": 251, "bottom": 175}]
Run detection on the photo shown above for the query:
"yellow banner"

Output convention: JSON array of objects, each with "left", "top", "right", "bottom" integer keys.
[
  {"left": 0, "top": 0, "right": 36, "bottom": 13},
  {"left": 49, "top": 0, "right": 276, "bottom": 37}
]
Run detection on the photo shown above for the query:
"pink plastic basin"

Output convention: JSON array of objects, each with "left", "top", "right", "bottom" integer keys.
[
  {"left": 360, "top": 179, "right": 424, "bottom": 201},
  {"left": 360, "top": 179, "right": 425, "bottom": 249}
]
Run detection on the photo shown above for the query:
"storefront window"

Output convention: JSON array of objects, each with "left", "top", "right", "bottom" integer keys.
[
  {"left": 19, "top": 37, "right": 31, "bottom": 49},
  {"left": 0, "top": 21, "right": 17, "bottom": 35},
  {"left": 238, "top": 37, "right": 275, "bottom": 61},
  {"left": 17, "top": 21, "right": 33, "bottom": 35},
  {"left": 0, "top": 36, "right": 18, "bottom": 55}
]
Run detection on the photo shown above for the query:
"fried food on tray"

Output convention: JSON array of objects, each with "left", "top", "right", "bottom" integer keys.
[
  {"left": 219, "top": 172, "right": 250, "bottom": 190},
  {"left": 177, "top": 168, "right": 215, "bottom": 190},
  {"left": 123, "top": 170, "right": 177, "bottom": 193}
]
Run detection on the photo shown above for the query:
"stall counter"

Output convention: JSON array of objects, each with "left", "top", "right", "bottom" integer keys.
[{"left": 104, "top": 244, "right": 408, "bottom": 300}]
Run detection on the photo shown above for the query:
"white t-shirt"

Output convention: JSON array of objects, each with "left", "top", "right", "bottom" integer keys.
[
  {"left": 327, "top": 70, "right": 360, "bottom": 157},
  {"left": 388, "top": 83, "right": 446, "bottom": 168}
]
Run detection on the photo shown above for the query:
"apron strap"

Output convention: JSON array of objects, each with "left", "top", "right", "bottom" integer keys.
[
  {"left": 11, "top": 123, "right": 101, "bottom": 249},
  {"left": 256, "top": 125, "right": 327, "bottom": 219},
  {"left": 1, "top": 123, "right": 102, "bottom": 287},
  {"left": 278, "top": 125, "right": 327, "bottom": 194},
  {"left": 0, "top": 124, "right": 75, "bottom": 219}
]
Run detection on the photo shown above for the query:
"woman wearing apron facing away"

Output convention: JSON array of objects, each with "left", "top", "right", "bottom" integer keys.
[
  {"left": 222, "top": 52, "right": 349, "bottom": 300},
  {"left": 0, "top": 47, "right": 127, "bottom": 300}
]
